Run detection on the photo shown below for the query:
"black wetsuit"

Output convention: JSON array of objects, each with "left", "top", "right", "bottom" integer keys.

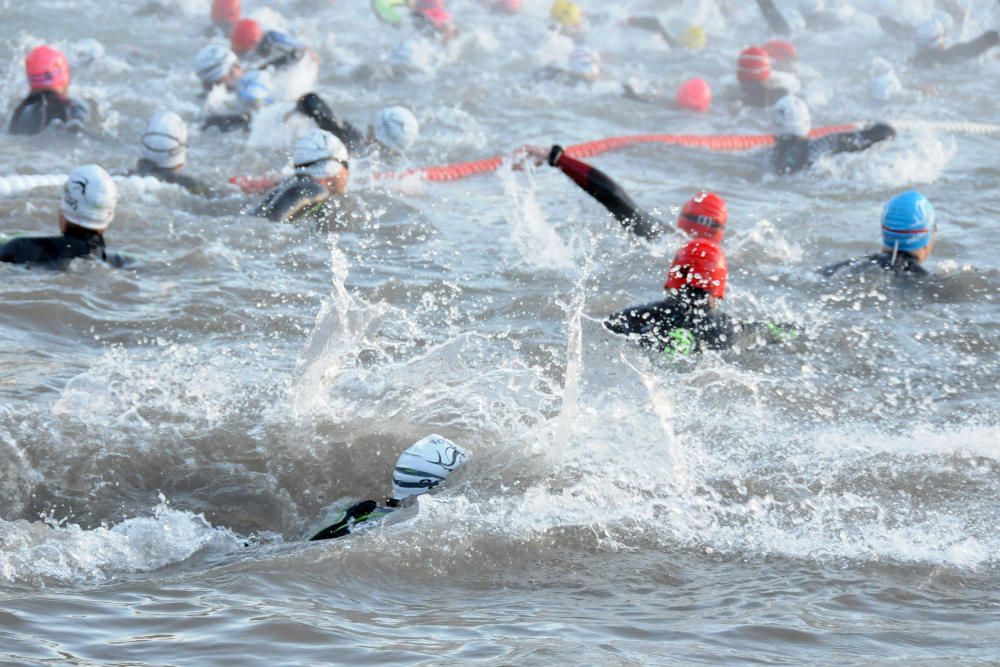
[
  {"left": 255, "top": 174, "right": 331, "bottom": 223},
  {"left": 767, "top": 124, "right": 895, "bottom": 175},
  {"left": 295, "top": 93, "right": 366, "bottom": 153},
  {"left": 740, "top": 81, "right": 791, "bottom": 109},
  {"left": 911, "top": 31, "right": 1000, "bottom": 67},
  {"left": 202, "top": 112, "right": 252, "bottom": 133},
  {"left": 877, "top": 16, "right": 913, "bottom": 41},
  {"left": 309, "top": 500, "right": 396, "bottom": 541},
  {"left": 131, "top": 159, "right": 217, "bottom": 197},
  {"left": 605, "top": 291, "right": 798, "bottom": 357},
  {"left": 757, "top": 0, "right": 792, "bottom": 34},
  {"left": 821, "top": 251, "right": 928, "bottom": 277},
  {"left": 0, "top": 227, "right": 128, "bottom": 268},
  {"left": 548, "top": 145, "right": 661, "bottom": 240},
  {"left": 253, "top": 31, "right": 307, "bottom": 71},
  {"left": 8, "top": 91, "right": 90, "bottom": 136}
]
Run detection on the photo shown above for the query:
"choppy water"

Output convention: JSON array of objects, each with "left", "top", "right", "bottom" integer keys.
[{"left": 1, "top": 0, "right": 999, "bottom": 664}]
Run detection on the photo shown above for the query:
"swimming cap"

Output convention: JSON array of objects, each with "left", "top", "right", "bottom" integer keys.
[
  {"left": 676, "top": 77, "right": 712, "bottom": 113},
  {"left": 772, "top": 95, "right": 811, "bottom": 137},
  {"left": 236, "top": 70, "right": 274, "bottom": 111},
  {"left": 231, "top": 19, "right": 263, "bottom": 55},
  {"left": 678, "top": 192, "right": 727, "bottom": 244},
  {"left": 568, "top": 45, "right": 601, "bottom": 79},
  {"left": 391, "top": 434, "right": 469, "bottom": 502},
  {"left": 294, "top": 129, "right": 349, "bottom": 179},
  {"left": 194, "top": 44, "right": 239, "bottom": 84},
  {"left": 664, "top": 239, "right": 728, "bottom": 299},
  {"left": 762, "top": 40, "right": 797, "bottom": 65},
  {"left": 737, "top": 46, "right": 771, "bottom": 83},
  {"left": 374, "top": 106, "right": 420, "bottom": 153},
  {"left": 681, "top": 26, "right": 708, "bottom": 51},
  {"left": 550, "top": 0, "right": 582, "bottom": 29},
  {"left": 141, "top": 111, "right": 188, "bottom": 170},
  {"left": 26, "top": 45, "right": 70, "bottom": 92},
  {"left": 882, "top": 191, "right": 935, "bottom": 252},
  {"left": 419, "top": 7, "right": 454, "bottom": 30},
  {"left": 799, "top": 0, "right": 825, "bottom": 17},
  {"left": 211, "top": 0, "right": 241, "bottom": 27},
  {"left": 61, "top": 165, "right": 118, "bottom": 231},
  {"left": 914, "top": 18, "right": 946, "bottom": 49}
]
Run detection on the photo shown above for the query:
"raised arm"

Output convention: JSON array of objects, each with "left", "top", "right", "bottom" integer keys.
[
  {"left": 756, "top": 0, "right": 792, "bottom": 34},
  {"left": 295, "top": 93, "right": 366, "bottom": 152},
  {"left": 812, "top": 123, "right": 895, "bottom": 157}
]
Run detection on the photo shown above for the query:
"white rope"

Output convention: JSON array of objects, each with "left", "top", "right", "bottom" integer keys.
[{"left": 890, "top": 120, "right": 1000, "bottom": 135}]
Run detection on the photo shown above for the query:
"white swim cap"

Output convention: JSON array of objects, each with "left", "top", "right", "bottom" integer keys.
[
  {"left": 61, "top": 164, "right": 118, "bottom": 231},
  {"left": 568, "top": 45, "right": 601, "bottom": 79},
  {"left": 391, "top": 434, "right": 469, "bottom": 502},
  {"left": 141, "top": 110, "right": 188, "bottom": 170},
  {"left": 914, "top": 18, "right": 945, "bottom": 49},
  {"left": 772, "top": 95, "right": 812, "bottom": 137},
  {"left": 236, "top": 70, "right": 274, "bottom": 111},
  {"left": 374, "top": 106, "right": 420, "bottom": 153},
  {"left": 869, "top": 58, "right": 902, "bottom": 102},
  {"left": 293, "top": 129, "right": 349, "bottom": 179},
  {"left": 194, "top": 43, "right": 238, "bottom": 84}
]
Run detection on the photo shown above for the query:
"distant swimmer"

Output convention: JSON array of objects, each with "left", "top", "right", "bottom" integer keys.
[
  {"left": 536, "top": 45, "right": 603, "bottom": 86},
  {"left": 624, "top": 76, "right": 713, "bottom": 114},
  {"left": 623, "top": 16, "right": 707, "bottom": 50},
  {"left": 412, "top": 0, "right": 459, "bottom": 42},
  {"left": 130, "top": 111, "right": 218, "bottom": 197},
  {"left": 209, "top": 0, "right": 241, "bottom": 37},
  {"left": 549, "top": 0, "right": 583, "bottom": 36},
  {"left": 822, "top": 191, "right": 937, "bottom": 277},
  {"left": 290, "top": 92, "right": 420, "bottom": 157},
  {"left": 766, "top": 95, "right": 895, "bottom": 175},
  {"left": 254, "top": 129, "right": 349, "bottom": 223},
  {"left": 9, "top": 46, "right": 91, "bottom": 136},
  {"left": 194, "top": 44, "right": 244, "bottom": 94},
  {"left": 605, "top": 239, "right": 799, "bottom": 357},
  {"left": 734, "top": 46, "right": 794, "bottom": 109},
  {"left": 910, "top": 18, "right": 999, "bottom": 67},
  {"left": 523, "top": 144, "right": 728, "bottom": 243},
  {"left": 0, "top": 165, "right": 129, "bottom": 268},
  {"left": 230, "top": 19, "right": 315, "bottom": 72},
  {"left": 202, "top": 70, "right": 274, "bottom": 133},
  {"left": 309, "top": 435, "right": 469, "bottom": 541}
]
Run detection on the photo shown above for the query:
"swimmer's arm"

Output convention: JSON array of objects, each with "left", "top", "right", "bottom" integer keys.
[
  {"left": 295, "top": 93, "right": 365, "bottom": 150},
  {"left": 756, "top": 0, "right": 791, "bottom": 34},
  {"left": 877, "top": 15, "right": 913, "bottom": 41},
  {"left": 937, "top": 31, "right": 1000, "bottom": 64},
  {"left": 309, "top": 500, "right": 380, "bottom": 541},
  {"left": 625, "top": 16, "right": 678, "bottom": 48},
  {"left": 547, "top": 145, "right": 661, "bottom": 240},
  {"left": 815, "top": 123, "right": 895, "bottom": 156}
]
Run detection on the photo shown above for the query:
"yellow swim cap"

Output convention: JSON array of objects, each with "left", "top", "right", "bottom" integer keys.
[
  {"left": 681, "top": 26, "right": 707, "bottom": 51},
  {"left": 550, "top": 0, "right": 582, "bottom": 28}
]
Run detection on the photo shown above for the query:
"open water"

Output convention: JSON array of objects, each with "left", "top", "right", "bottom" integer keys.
[{"left": 0, "top": 0, "right": 998, "bottom": 664}]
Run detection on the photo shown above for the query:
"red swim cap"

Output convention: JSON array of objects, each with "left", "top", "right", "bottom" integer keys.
[
  {"left": 676, "top": 77, "right": 712, "bottom": 113},
  {"left": 664, "top": 239, "right": 728, "bottom": 300},
  {"left": 421, "top": 8, "right": 454, "bottom": 29},
  {"left": 26, "top": 45, "right": 70, "bottom": 92},
  {"left": 678, "top": 192, "right": 727, "bottom": 244},
  {"left": 231, "top": 19, "right": 263, "bottom": 55},
  {"left": 211, "top": 0, "right": 241, "bottom": 27},
  {"left": 737, "top": 46, "right": 771, "bottom": 83},
  {"left": 762, "top": 40, "right": 797, "bottom": 64}
]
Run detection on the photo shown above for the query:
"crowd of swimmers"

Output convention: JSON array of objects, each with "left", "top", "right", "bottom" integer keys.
[{"left": 1, "top": 0, "right": 993, "bottom": 537}]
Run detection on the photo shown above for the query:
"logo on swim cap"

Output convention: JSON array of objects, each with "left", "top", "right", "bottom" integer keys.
[
  {"left": 391, "top": 435, "right": 470, "bottom": 502},
  {"left": 881, "top": 191, "right": 935, "bottom": 252}
]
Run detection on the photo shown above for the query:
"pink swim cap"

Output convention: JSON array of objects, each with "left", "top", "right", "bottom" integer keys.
[{"left": 26, "top": 45, "right": 70, "bottom": 92}]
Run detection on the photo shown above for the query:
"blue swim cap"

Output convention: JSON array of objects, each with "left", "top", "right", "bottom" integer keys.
[{"left": 881, "top": 191, "right": 935, "bottom": 252}]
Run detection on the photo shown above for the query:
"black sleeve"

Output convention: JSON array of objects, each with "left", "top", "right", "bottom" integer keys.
[
  {"left": 625, "top": 16, "right": 678, "bottom": 47},
  {"left": 309, "top": 500, "right": 379, "bottom": 541},
  {"left": 550, "top": 146, "right": 662, "bottom": 240},
  {"left": 756, "top": 0, "right": 791, "bottom": 34},
  {"left": 938, "top": 31, "right": 1000, "bottom": 64},
  {"left": 878, "top": 15, "right": 913, "bottom": 40},
  {"left": 202, "top": 113, "right": 251, "bottom": 133},
  {"left": 812, "top": 123, "right": 895, "bottom": 157},
  {"left": 296, "top": 92, "right": 366, "bottom": 152}
]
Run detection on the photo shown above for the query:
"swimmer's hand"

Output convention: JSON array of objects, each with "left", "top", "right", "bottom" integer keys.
[{"left": 512, "top": 144, "right": 552, "bottom": 170}]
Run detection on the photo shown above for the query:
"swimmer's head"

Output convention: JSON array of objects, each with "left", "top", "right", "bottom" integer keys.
[
  {"left": 678, "top": 192, "right": 727, "bottom": 244},
  {"left": 550, "top": 0, "right": 583, "bottom": 31},
  {"left": 194, "top": 44, "right": 242, "bottom": 88},
  {"left": 772, "top": 95, "right": 811, "bottom": 137},
  {"left": 26, "top": 45, "right": 70, "bottom": 93},
  {"left": 882, "top": 191, "right": 936, "bottom": 257},
  {"left": 61, "top": 165, "right": 118, "bottom": 233},
  {"left": 294, "top": 129, "right": 350, "bottom": 192},
  {"left": 236, "top": 70, "right": 274, "bottom": 112},
  {"left": 231, "top": 19, "right": 263, "bottom": 56},
  {"left": 664, "top": 239, "right": 728, "bottom": 302},
  {"left": 568, "top": 45, "right": 601, "bottom": 81},
  {"left": 374, "top": 106, "right": 420, "bottom": 153},
  {"left": 676, "top": 77, "right": 712, "bottom": 113},
  {"left": 681, "top": 26, "right": 708, "bottom": 51},
  {"left": 211, "top": 0, "right": 241, "bottom": 29},
  {"left": 737, "top": 46, "right": 771, "bottom": 84},
  {"left": 762, "top": 40, "right": 797, "bottom": 70},
  {"left": 914, "top": 18, "right": 946, "bottom": 50},
  {"left": 141, "top": 111, "right": 188, "bottom": 171},
  {"left": 390, "top": 435, "right": 470, "bottom": 504}
]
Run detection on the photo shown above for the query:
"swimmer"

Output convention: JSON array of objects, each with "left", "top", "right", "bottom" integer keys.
[
  {"left": 9, "top": 46, "right": 91, "bottom": 136},
  {"left": 605, "top": 239, "right": 799, "bottom": 357},
  {"left": 536, "top": 45, "right": 602, "bottom": 85},
  {"left": 624, "top": 77, "right": 713, "bottom": 114},
  {"left": 411, "top": 0, "right": 459, "bottom": 42},
  {"left": 766, "top": 95, "right": 895, "bottom": 175},
  {"left": 822, "top": 191, "right": 937, "bottom": 277},
  {"left": 210, "top": 0, "right": 241, "bottom": 37},
  {"left": 202, "top": 70, "right": 274, "bottom": 133},
  {"left": 254, "top": 129, "right": 350, "bottom": 223},
  {"left": 734, "top": 46, "right": 792, "bottom": 108},
  {"left": 131, "top": 111, "right": 217, "bottom": 197},
  {"left": 522, "top": 145, "right": 728, "bottom": 243},
  {"left": 549, "top": 0, "right": 583, "bottom": 36},
  {"left": 231, "top": 19, "right": 315, "bottom": 72},
  {"left": 624, "top": 17, "right": 706, "bottom": 51},
  {"left": 309, "top": 435, "right": 469, "bottom": 541},
  {"left": 910, "top": 18, "right": 999, "bottom": 67},
  {"left": 290, "top": 92, "right": 420, "bottom": 157},
  {"left": 194, "top": 43, "right": 244, "bottom": 94},
  {"left": 0, "top": 165, "right": 129, "bottom": 268}
]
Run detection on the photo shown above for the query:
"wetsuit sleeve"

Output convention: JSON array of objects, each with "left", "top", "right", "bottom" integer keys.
[
  {"left": 548, "top": 145, "right": 661, "bottom": 240},
  {"left": 756, "top": 0, "right": 792, "bottom": 34},
  {"left": 625, "top": 16, "right": 678, "bottom": 47},
  {"left": 309, "top": 500, "right": 380, "bottom": 541},
  {"left": 937, "top": 31, "right": 1000, "bottom": 64},
  {"left": 877, "top": 16, "right": 913, "bottom": 40},
  {"left": 295, "top": 93, "right": 365, "bottom": 152},
  {"left": 811, "top": 123, "right": 895, "bottom": 157},
  {"left": 67, "top": 98, "right": 91, "bottom": 128},
  {"left": 202, "top": 113, "right": 251, "bottom": 133}
]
